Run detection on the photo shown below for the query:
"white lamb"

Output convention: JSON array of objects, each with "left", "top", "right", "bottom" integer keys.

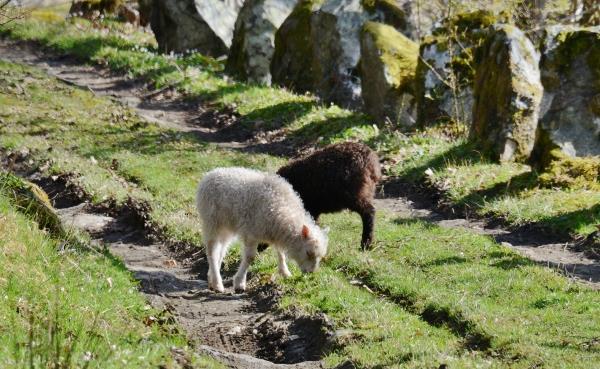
[{"left": 196, "top": 167, "right": 329, "bottom": 293}]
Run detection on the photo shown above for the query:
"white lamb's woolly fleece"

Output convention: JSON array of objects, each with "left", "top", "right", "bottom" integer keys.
[{"left": 196, "top": 167, "right": 328, "bottom": 292}]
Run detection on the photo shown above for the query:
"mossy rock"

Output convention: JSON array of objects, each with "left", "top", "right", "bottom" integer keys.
[
  {"left": 532, "top": 26, "right": 600, "bottom": 164},
  {"left": 0, "top": 172, "right": 65, "bottom": 237},
  {"left": 69, "top": 0, "right": 123, "bottom": 17},
  {"left": 270, "top": 0, "right": 324, "bottom": 93},
  {"left": 538, "top": 150, "right": 600, "bottom": 190},
  {"left": 226, "top": 0, "right": 297, "bottom": 85},
  {"left": 415, "top": 10, "right": 496, "bottom": 128},
  {"left": 471, "top": 24, "right": 543, "bottom": 163},
  {"left": 150, "top": 0, "right": 242, "bottom": 56},
  {"left": 360, "top": 21, "right": 418, "bottom": 126}
]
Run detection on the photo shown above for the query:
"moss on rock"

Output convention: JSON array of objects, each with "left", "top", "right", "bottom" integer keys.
[
  {"left": 360, "top": 21, "right": 418, "bottom": 125},
  {"left": 0, "top": 172, "right": 65, "bottom": 237},
  {"left": 539, "top": 150, "right": 600, "bottom": 190},
  {"left": 270, "top": 0, "right": 325, "bottom": 93}
]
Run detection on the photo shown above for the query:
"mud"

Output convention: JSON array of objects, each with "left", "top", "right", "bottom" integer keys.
[{"left": 1, "top": 37, "right": 598, "bottom": 288}]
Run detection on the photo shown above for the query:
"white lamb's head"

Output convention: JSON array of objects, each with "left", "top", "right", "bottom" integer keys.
[{"left": 288, "top": 224, "right": 329, "bottom": 273}]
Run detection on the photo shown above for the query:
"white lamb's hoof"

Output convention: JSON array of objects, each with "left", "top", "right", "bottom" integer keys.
[
  {"left": 233, "top": 277, "right": 246, "bottom": 292},
  {"left": 279, "top": 269, "right": 292, "bottom": 278},
  {"left": 210, "top": 283, "right": 225, "bottom": 293}
]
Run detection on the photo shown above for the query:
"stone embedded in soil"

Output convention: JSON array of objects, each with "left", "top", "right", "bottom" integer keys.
[
  {"left": 471, "top": 24, "right": 543, "bottom": 162},
  {"left": 150, "top": 0, "right": 244, "bottom": 57},
  {"left": 531, "top": 25, "right": 600, "bottom": 166},
  {"left": 226, "top": 0, "right": 298, "bottom": 85}
]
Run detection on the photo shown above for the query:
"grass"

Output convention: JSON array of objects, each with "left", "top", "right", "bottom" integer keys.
[
  {"left": 0, "top": 175, "right": 224, "bottom": 368},
  {"left": 1, "top": 39, "right": 600, "bottom": 369},
  {"left": 4, "top": 6, "right": 599, "bottom": 239}
]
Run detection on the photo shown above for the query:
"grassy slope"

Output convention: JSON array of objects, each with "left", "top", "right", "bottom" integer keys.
[
  {"left": 1, "top": 30, "right": 599, "bottom": 369},
  {"left": 0, "top": 180, "right": 223, "bottom": 368},
  {"left": 3, "top": 6, "right": 598, "bottom": 240}
]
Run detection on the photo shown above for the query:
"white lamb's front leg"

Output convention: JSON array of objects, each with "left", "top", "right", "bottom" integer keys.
[
  {"left": 206, "top": 240, "right": 225, "bottom": 293},
  {"left": 277, "top": 249, "right": 292, "bottom": 278},
  {"left": 233, "top": 241, "right": 257, "bottom": 292}
]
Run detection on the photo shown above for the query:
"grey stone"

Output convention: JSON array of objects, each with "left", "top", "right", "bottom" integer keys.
[
  {"left": 471, "top": 24, "right": 543, "bottom": 162},
  {"left": 359, "top": 21, "right": 418, "bottom": 126},
  {"left": 150, "top": 0, "right": 243, "bottom": 57},
  {"left": 532, "top": 25, "right": 600, "bottom": 162},
  {"left": 226, "top": 0, "right": 298, "bottom": 85}
]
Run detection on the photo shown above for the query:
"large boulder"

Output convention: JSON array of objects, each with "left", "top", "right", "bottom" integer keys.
[
  {"left": 150, "top": 0, "right": 243, "bottom": 57},
  {"left": 270, "top": 0, "right": 324, "bottom": 94},
  {"left": 531, "top": 26, "right": 600, "bottom": 166},
  {"left": 415, "top": 10, "right": 498, "bottom": 127},
  {"left": 226, "top": 0, "right": 298, "bottom": 85},
  {"left": 359, "top": 21, "right": 418, "bottom": 126},
  {"left": 270, "top": 0, "right": 409, "bottom": 108},
  {"left": 311, "top": 0, "right": 407, "bottom": 108},
  {"left": 471, "top": 24, "right": 543, "bottom": 163}
]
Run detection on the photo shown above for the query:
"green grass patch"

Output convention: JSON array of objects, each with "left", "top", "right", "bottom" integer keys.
[
  {"left": 0, "top": 178, "right": 223, "bottom": 369},
  {"left": 1, "top": 14, "right": 600, "bottom": 369}
]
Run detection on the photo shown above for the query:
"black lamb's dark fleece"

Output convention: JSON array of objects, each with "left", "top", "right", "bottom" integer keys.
[{"left": 278, "top": 142, "right": 381, "bottom": 250}]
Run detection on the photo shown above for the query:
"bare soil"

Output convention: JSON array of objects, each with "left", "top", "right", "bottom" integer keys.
[{"left": 30, "top": 172, "right": 329, "bottom": 369}]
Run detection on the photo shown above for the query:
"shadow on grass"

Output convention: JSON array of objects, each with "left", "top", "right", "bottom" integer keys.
[
  {"left": 242, "top": 100, "right": 318, "bottom": 130},
  {"left": 456, "top": 171, "right": 541, "bottom": 208}
]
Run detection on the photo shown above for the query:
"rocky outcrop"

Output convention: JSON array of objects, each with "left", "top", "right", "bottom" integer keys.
[
  {"left": 270, "top": 0, "right": 324, "bottom": 94},
  {"left": 415, "top": 10, "right": 497, "bottom": 127},
  {"left": 226, "top": 0, "right": 297, "bottom": 85},
  {"left": 150, "top": 0, "right": 243, "bottom": 57},
  {"left": 471, "top": 24, "right": 543, "bottom": 163},
  {"left": 531, "top": 26, "right": 600, "bottom": 166},
  {"left": 360, "top": 21, "right": 418, "bottom": 126},
  {"left": 270, "top": 0, "right": 409, "bottom": 108}
]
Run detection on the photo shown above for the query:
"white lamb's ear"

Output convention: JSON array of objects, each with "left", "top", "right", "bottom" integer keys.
[
  {"left": 301, "top": 225, "right": 310, "bottom": 239},
  {"left": 323, "top": 226, "right": 330, "bottom": 235}
]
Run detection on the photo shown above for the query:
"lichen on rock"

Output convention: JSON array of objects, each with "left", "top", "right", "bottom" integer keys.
[
  {"left": 226, "top": 0, "right": 297, "bottom": 85},
  {"left": 360, "top": 21, "right": 418, "bottom": 126},
  {"left": 471, "top": 24, "right": 543, "bottom": 163},
  {"left": 538, "top": 149, "right": 600, "bottom": 190},
  {"left": 531, "top": 26, "right": 600, "bottom": 166},
  {"left": 415, "top": 10, "right": 496, "bottom": 128},
  {"left": 270, "top": 0, "right": 410, "bottom": 108}
]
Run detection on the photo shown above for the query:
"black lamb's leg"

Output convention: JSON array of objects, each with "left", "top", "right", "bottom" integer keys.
[
  {"left": 257, "top": 243, "right": 269, "bottom": 252},
  {"left": 359, "top": 204, "right": 376, "bottom": 250}
]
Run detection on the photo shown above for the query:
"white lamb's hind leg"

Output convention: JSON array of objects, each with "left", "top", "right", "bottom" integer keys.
[
  {"left": 277, "top": 248, "right": 292, "bottom": 278},
  {"left": 206, "top": 239, "right": 225, "bottom": 293},
  {"left": 233, "top": 240, "right": 257, "bottom": 292}
]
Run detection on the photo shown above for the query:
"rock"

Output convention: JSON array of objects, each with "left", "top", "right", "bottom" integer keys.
[
  {"left": 150, "top": 0, "right": 243, "bottom": 57},
  {"left": 359, "top": 21, "right": 418, "bottom": 126},
  {"left": 137, "top": 0, "right": 152, "bottom": 26},
  {"left": 69, "top": 0, "right": 122, "bottom": 19},
  {"left": 531, "top": 26, "right": 600, "bottom": 166},
  {"left": 225, "top": 0, "right": 298, "bottom": 85},
  {"left": 271, "top": 0, "right": 409, "bottom": 108},
  {"left": 0, "top": 172, "right": 65, "bottom": 237},
  {"left": 270, "top": 0, "right": 324, "bottom": 94},
  {"left": 117, "top": 3, "right": 139, "bottom": 25},
  {"left": 471, "top": 24, "right": 543, "bottom": 163},
  {"left": 415, "top": 10, "right": 498, "bottom": 127}
]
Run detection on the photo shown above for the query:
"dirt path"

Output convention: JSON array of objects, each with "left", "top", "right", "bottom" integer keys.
[
  {"left": 1, "top": 37, "right": 598, "bottom": 292},
  {"left": 32, "top": 175, "right": 326, "bottom": 369}
]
